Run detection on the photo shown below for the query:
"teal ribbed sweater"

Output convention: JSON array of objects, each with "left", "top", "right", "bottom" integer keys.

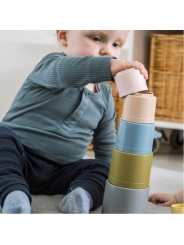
[{"left": 0, "top": 52, "right": 116, "bottom": 164}]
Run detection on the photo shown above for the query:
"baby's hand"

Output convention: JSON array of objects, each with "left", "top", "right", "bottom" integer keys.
[
  {"left": 148, "top": 193, "right": 177, "bottom": 206},
  {"left": 111, "top": 59, "right": 148, "bottom": 80}
]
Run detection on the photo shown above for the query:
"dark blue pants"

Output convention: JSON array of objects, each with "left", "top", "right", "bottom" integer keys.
[{"left": 0, "top": 126, "right": 109, "bottom": 210}]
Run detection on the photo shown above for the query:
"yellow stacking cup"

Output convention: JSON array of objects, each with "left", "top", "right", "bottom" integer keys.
[
  {"left": 171, "top": 203, "right": 184, "bottom": 214},
  {"left": 108, "top": 148, "right": 153, "bottom": 189}
]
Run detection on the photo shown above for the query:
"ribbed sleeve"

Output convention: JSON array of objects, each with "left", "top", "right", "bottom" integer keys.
[{"left": 28, "top": 52, "right": 116, "bottom": 89}]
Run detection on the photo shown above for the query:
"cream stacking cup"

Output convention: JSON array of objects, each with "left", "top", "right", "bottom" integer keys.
[{"left": 122, "top": 92, "right": 156, "bottom": 123}]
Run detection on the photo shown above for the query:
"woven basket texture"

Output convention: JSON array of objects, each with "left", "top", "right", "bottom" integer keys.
[{"left": 148, "top": 34, "right": 184, "bottom": 123}]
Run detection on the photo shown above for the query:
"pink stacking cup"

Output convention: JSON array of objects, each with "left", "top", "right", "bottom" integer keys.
[{"left": 114, "top": 68, "right": 148, "bottom": 97}]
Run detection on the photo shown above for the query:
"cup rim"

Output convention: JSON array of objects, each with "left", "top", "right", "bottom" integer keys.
[{"left": 171, "top": 203, "right": 184, "bottom": 208}]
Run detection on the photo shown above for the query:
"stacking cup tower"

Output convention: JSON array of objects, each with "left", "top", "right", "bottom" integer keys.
[{"left": 102, "top": 69, "right": 157, "bottom": 213}]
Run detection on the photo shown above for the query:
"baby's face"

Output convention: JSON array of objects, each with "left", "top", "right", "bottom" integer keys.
[{"left": 62, "top": 30, "right": 129, "bottom": 58}]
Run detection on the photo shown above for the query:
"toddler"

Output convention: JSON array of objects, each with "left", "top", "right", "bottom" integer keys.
[{"left": 0, "top": 30, "right": 148, "bottom": 214}]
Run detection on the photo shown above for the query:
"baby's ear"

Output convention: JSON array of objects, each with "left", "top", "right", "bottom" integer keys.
[{"left": 56, "top": 30, "right": 68, "bottom": 46}]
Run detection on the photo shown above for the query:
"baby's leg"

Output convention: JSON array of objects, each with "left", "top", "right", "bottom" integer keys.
[
  {"left": 0, "top": 126, "right": 32, "bottom": 213},
  {"left": 2, "top": 190, "right": 31, "bottom": 214},
  {"left": 59, "top": 187, "right": 93, "bottom": 214},
  {"left": 57, "top": 158, "right": 109, "bottom": 214}
]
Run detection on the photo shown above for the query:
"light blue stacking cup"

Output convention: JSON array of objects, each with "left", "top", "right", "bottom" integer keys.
[{"left": 115, "top": 119, "right": 155, "bottom": 154}]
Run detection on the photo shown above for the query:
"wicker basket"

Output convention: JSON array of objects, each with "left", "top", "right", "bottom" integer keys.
[
  {"left": 148, "top": 34, "right": 184, "bottom": 123},
  {"left": 88, "top": 82, "right": 124, "bottom": 150}
]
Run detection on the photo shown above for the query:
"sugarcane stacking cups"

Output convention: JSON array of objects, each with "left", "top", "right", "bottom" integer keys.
[{"left": 102, "top": 71, "right": 156, "bottom": 213}]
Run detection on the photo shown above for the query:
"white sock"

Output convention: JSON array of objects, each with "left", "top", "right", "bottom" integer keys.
[
  {"left": 2, "top": 190, "right": 31, "bottom": 214},
  {"left": 59, "top": 187, "right": 93, "bottom": 214}
]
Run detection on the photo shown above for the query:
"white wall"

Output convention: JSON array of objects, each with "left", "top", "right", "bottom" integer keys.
[
  {"left": 0, "top": 30, "right": 57, "bottom": 44},
  {"left": 0, "top": 31, "right": 58, "bottom": 120}
]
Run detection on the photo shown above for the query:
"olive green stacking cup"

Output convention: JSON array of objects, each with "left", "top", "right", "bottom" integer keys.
[{"left": 108, "top": 148, "right": 153, "bottom": 189}]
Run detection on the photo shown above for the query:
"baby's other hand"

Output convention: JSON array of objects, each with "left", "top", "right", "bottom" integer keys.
[{"left": 148, "top": 193, "right": 177, "bottom": 207}]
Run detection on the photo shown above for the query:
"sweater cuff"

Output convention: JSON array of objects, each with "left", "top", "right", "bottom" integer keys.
[{"left": 88, "top": 56, "right": 117, "bottom": 83}]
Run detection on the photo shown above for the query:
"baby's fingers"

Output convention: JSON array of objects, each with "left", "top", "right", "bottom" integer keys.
[
  {"left": 148, "top": 195, "right": 158, "bottom": 204},
  {"left": 148, "top": 193, "right": 163, "bottom": 204},
  {"left": 133, "top": 61, "right": 148, "bottom": 80},
  {"left": 161, "top": 201, "right": 170, "bottom": 207}
]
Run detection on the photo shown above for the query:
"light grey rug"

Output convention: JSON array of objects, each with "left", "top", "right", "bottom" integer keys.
[{"left": 0, "top": 153, "right": 183, "bottom": 214}]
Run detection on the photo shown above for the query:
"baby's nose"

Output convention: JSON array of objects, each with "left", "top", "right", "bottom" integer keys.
[{"left": 100, "top": 45, "right": 111, "bottom": 56}]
